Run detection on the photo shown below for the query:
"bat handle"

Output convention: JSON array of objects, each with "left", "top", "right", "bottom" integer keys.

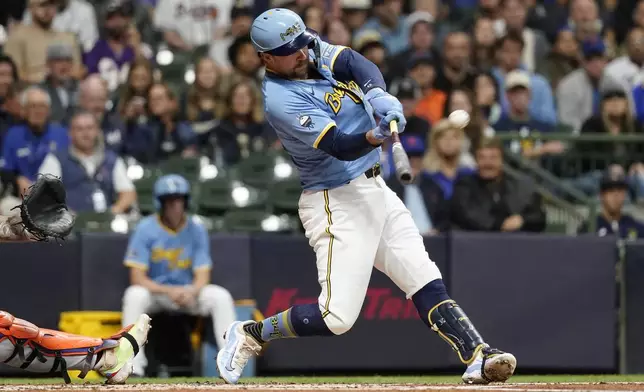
[{"left": 390, "top": 120, "right": 399, "bottom": 135}]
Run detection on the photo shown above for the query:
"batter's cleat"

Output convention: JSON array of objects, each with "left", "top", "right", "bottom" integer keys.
[
  {"left": 216, "top": 320, "right": 263, "bottom": 385},
  {"left": 462, "top": 346, "right": 516, "bottom": 384},
  {"left": 99, "top": 314, "right": 151, "bottom": 384}
]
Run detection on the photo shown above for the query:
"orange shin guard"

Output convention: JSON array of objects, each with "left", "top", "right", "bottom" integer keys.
[{"left": 0, "top": 311, "right": 120, "bottom": 383}]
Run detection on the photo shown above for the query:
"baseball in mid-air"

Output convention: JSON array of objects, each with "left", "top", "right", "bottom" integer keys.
[{"left": 448, "top": 110, "right": 470, "bottom": 129}]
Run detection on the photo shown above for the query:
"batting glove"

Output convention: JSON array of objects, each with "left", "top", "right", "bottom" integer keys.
[
  {"left": 365, "top": 88, "right": 404, "bottom": 120},
  {"left": 373, "top": 111, "right": 406, "bottom": 140}
]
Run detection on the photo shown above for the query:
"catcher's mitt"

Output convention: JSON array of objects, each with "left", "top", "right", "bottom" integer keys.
[{"left": 12, "top": 174, "right": 75, "bottom": 241}]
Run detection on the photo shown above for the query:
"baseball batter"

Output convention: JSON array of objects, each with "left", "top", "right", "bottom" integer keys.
[{"left": 216, "top": 8, "right": 516, "bottom": 385}]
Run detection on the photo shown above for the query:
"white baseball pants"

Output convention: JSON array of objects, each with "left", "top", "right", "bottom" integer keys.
[
  {"left": 298, "top": 174, "right": 442, "bottom": 335},
  {"left": 121, "top": 284, "right": 236, "bottom": 375}
]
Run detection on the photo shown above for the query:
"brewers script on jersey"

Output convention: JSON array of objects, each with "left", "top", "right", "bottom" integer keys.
[{"left": 215, "top": 8, "right": 516, "bottom": 386}]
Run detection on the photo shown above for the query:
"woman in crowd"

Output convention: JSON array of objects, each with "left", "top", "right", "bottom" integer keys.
[
  {"left": 423, "top": 120, "right": 476, "bottom": 201},
  {"left": 182, "top": 57, "right": 222, "bottom": 148},
  {"left": 443, "top": 88, "right": 489, "bottom": 166},
  {"left": 474, "top": 72, "right": 502, "bottom": 130},
  {"left": 538, "top": 28, "right": 581, "bottom": 91},
  {"left": 116, "top": 58, "right": 155, "bottom": 123},
  {"left": 211, "top": 81, "right": 277, "bottom": 167},
  {"left": 301, "top": 5, "right": 326, "bottom": 34},
  {"left": 124, "top": 83, "right": 197, "bottom": 164}
]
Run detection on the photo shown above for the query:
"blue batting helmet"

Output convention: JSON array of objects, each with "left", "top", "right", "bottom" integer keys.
[
  {"left": 153, "top": 174, "right": 190, "bottom": 211},
  {"left": 250, "top": 8, "right": 318, "bottom": 56}
]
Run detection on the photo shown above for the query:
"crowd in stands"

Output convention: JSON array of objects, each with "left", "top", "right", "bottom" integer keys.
[{"left": 0, "top": 0, "right": 642, "bottom": 238}]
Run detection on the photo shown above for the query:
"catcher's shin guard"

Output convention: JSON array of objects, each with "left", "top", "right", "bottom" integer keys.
[
  {"left": 428, "top": 300, "right": 486, "bottom": 364},
  {"left": 0, "top": 311, "right": 140, "bottom": 384}
]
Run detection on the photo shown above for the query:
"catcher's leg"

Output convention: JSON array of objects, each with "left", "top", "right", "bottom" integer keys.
[
  {"left": 375, "top": 181, "right": 516, "bottom": 384},
  {"left": 0, "top": 310, "right": 150, "bottom": 384}
]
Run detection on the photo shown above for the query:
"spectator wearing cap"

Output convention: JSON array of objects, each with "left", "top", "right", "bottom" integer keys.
[
  {"left": 22, "top": 0, "right": 98, "bottom": 52},
  {"left": 407, "top": 53, "right": 446, "bottom": 126},
  {"left": 386, "top": 131, "right": 448, "bottom": 235},
  {"left": 84, "top": 0, "right": 136, "bottom": 94},
  {"left": 4, "top": 0, "right": 82, "bottom": 84},
  {"left": 538, "top": 27, "right": 581, "bottom": 91},
  {"left": 339, "top": 0, "right": 370, "bottom": 33},
  {"left": 209, "top": 6, "right": 254, "bottom": 71},
  {"left": 491, "top": 32, "right": 557, "bottom": 126},
  {"left": 493, "top": 70, "right": 562, "bottom": 160},
  {"left": 433, "top": 32, "right": 478, "bottom": 96},
  {"left": 493, "top": 70, "right": 554, "bottom": 133},
  {"left": 497, "top": 0, "right": 550, "bottom": 73},
  {"left": 388, "top": 11, "right": 439, "bottom": 81},
  {"left": 0, "top": 87, "right": 70, "bottom": 201},
  {"left": 604, "top": 28, "right": 644, "bottom": 98},
  {"left": 578, "top": 168, "right": 644, "bottom": 239},
  {"left": 40, "top": 43, "right": 79, "bottom": 124},
  {"left": 557, "top": 39, "right": 620, "bottom": 133},
  {"left": 353, "top": 30, "right": 391, "bottom": 85},
  {"left": 155, "top": 0, "right": 233, "bottom": 51},
  {"left": 354, "top": 0, "right": 409, "bottom": 56},
  {"left": 450, "top": 137, "right": 546, "bottom": 233}
]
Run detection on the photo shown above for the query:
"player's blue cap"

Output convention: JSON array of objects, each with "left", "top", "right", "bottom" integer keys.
[
  {"left": 250, "top": 8, "right": 318, "bottom": 56},
  {"left": 153, "top": 174, "right": 190, "bottom": 210}
]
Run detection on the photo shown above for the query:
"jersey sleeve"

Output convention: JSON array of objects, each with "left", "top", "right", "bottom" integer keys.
[
  {"left": 265, "top": 91, "right": 337, "bottom": 149},
  {"left": 123, "top": 223, "right": 151, "bottom": 270},
  {"left": 315, "top": 40, "right": 348, "bottom": 73},
  {"left": 192, "top": 221, "right": 212, "bottom": 271}
]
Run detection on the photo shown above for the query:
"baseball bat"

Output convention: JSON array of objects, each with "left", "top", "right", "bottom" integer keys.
[{"left": 389, "top": 121, "right": 413, "bottom": 185}]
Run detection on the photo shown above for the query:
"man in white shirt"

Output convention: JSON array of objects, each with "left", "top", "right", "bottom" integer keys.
[
  {"left": 38, "top": 110, "right": 136, "bottom": 214},
  {"left": 154, "top": 0, "right": 233, "bottom": 51},
  {"left": 23, "top": 0, "right": 99, "bottom": 52},
  {"left": 604, "top": 27, "right": 644, "bottom": 99}
]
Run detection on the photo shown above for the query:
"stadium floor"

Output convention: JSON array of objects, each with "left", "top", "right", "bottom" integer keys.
[{"left": 3, "top": 376, "right": 644, "bottom": 392}]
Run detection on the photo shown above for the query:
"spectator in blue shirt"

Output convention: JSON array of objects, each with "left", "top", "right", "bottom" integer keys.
[
  {"left": 491, "top": 32, "right": 557, "bottom": 126},
  {"left": 354, "top": 0, "right": 409, "bottom": 56},
  {"left": 578, "top": 169, "right": 644, "bottom": 239},
  {"left": 0, "top": 86, "right": 69, "bottom": 197}
]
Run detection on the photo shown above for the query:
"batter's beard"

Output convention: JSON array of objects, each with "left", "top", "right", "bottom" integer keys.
[{"left": 289, "top": 61, "right": 309, "bottom": 79}]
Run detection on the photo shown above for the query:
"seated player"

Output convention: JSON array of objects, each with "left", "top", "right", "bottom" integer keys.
[
  {"left": 121, "top": 174, "right": 237, "bottom": 377},
  {"left": 0, "top": 215, "right": 150, "bottom": 384}
]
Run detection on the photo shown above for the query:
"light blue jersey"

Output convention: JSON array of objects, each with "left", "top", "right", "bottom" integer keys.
[
  {"left": 123, "top": 215, "right": 212, "bottom": 286},
  {"left": 263, "top": 40, "right": 380, "bottom": 190}
]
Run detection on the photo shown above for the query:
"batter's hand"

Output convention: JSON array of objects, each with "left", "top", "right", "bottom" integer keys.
[
  {"left": 365, "top": 88, "right": 404, "bottom": 120},
  {"left": 373, "top": 111, "right": 406, "bottom": 140}
]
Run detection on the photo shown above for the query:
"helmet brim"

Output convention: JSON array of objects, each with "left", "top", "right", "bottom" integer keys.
[{"left": 264, "top": 28, "right": 318, "bottom": 56}]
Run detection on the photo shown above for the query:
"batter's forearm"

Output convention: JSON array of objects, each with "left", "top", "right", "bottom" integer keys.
[
  {"left": 317, "top": 126, "right": 381, "bottom": 161},
  {"left": 332, "top": 49, "right": 386, "bottom": 92}
]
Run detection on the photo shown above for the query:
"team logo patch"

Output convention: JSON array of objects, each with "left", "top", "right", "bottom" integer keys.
[
  {"left": 280, "top": 23, "right": 302, "bottom": 41},
  {"left": 299, "top": 115, "right": 313, "bottom": 128}
]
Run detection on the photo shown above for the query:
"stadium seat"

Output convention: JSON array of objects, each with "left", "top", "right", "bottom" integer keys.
[
  {"left": 222, "top": 209, "right": 274, "bottom": 232},
  {"left": 197, "top": 177, "right": 235, "bottom": 216},
  {"left": 73, "top": 212, "right": 114, "bottom": 233},
  {"left": 269, "top": 178, "right": 301, "bottom": 214},
  {"left": 234, "top": 154, "right": 277, "bottom": 189},
  {"left": 134, "top": 175, "right": 158, "bottom": 215},
  {"left": 157, "top": 156, "right": 201, "bottom": 182}
]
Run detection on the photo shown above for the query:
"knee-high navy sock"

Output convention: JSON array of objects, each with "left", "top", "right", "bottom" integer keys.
[
  {"left": 243, "top": 303, "right": 334, "bottom": 344},
  {"left": 412, "top": 278, "right": 451, "bottom": 330}
]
